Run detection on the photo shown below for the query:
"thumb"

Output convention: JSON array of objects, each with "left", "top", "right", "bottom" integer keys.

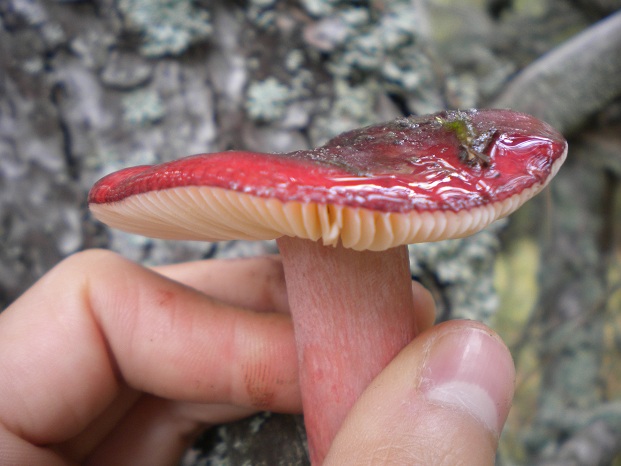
[{"left": 325, "top": 320, "right": 515, "bottom": 466}]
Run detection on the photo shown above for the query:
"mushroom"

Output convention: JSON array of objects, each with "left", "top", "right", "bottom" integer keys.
[{"left": 88, "top": 108, "right": 567, "bottom": 464}]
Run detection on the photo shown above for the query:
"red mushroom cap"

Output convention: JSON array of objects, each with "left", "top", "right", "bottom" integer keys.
[{"left": 89, "top": 109, "right": 567, "bottom": 251}]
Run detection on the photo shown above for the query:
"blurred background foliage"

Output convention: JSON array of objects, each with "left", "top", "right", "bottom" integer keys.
[{"left": 1, "top": 0, "right": 621, "bottom": 464}]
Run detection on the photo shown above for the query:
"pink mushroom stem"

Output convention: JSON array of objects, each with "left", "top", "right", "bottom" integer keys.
[{"left": 277, "top": 237, "right": 418, "bottom": 464}]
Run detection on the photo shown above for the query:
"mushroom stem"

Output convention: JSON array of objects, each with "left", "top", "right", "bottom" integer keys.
[{"left": 277, "top": 237, "right": 418, "bottom": 464}]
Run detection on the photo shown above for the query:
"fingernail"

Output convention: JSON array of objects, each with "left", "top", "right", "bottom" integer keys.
[{"left": 420, "top": 325, "right": 515, "bottom": 435}]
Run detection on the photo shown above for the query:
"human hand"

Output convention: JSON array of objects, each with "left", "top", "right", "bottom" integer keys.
[
  {"left": 0, "top": 250, "right": 301, "bottom": 465},
  {"left": 0, "top": 249, "right": 514, "bottom": 465}
]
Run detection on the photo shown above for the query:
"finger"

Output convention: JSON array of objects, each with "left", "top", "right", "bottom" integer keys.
[
  {"left": 155, "top": 257, "right": 437, "bottom": 331},
  {"left": 411, "top": 280, "right": 436, "bottom": 333},
  {"left": 83, "top": 395, "right": 260, "bottom": 466},
  {"left": 326, "top": 320, "right": 515, "bottom": 466},
  {"left": 0, "top": 249, "right": 300, "bottom": 450},
  {"left": 153, "top": 255, "right": 290, "bottom": 314},
  {"left": 82, "top": 396, "right": 204, "bottom": 466}
]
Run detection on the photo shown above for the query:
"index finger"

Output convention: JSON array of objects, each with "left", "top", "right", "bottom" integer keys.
[{"left": 153, "top": 255, "right": 289, "bottom": 314}]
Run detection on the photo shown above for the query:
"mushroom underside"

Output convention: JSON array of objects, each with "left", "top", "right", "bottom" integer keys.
[{"left": 89, "top": 162, "right": 561, "bottom": 252}]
